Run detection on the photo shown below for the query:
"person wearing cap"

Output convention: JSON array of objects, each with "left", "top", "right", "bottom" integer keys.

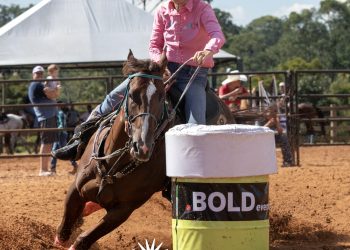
[
  {"left": 28, "top": 65, "right": 58, "bottom": 176},
  {"left": 277, "top": 81, "right": 290, "bottom": 133},
  {"left": 218, "top": 70, "right": 250, "bottom": 111}
]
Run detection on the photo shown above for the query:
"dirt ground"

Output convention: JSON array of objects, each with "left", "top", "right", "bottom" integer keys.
[{"left": 0, "top": 146, "right": 349, "bottom": 250}]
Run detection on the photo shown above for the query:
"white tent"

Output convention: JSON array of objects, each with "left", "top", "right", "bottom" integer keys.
[{"left": 0, "top": 0, "right": 236, "bottom": 67}]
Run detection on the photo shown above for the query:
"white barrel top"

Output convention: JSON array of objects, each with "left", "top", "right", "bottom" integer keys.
[{"left": 165, "top": 124, "right": 278, "bottom": 178}]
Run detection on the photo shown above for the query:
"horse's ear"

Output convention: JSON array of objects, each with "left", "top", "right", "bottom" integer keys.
[
  {"left": 123, "top": 49, "right": 137, "bottom": 75},
  {"left": 127, "top": 50, "right": 135, "bottom": 61}
]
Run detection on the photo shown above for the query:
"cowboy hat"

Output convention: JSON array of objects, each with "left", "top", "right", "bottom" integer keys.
[{"left": 221, "top": 70, "right": 247, "bottom": 85}]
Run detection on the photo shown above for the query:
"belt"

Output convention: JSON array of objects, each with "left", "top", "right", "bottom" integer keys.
[{"left": 168, "top": 62, "right": 200, "bottom": 74}]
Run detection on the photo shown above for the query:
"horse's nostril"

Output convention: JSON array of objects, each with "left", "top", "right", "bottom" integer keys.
[{"left": 133, "top": 142, "right": 138, "bottom": 153}]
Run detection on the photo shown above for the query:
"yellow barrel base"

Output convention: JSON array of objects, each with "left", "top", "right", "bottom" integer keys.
[{"left": 172, "top": 219, "right": 269, "bottom": 250}]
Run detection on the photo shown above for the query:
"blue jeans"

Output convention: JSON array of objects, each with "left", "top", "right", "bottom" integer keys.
[
  {"left": 98, "top": 78, "right": 129, "bottom": 116},
  {"left": 51, "top": 131, "right": 77, "bottom": 171},
  {"left": 275, "top": 133, "right": 293, "bottom": 164},
  {"left": 167, "top": 62, "right": 208, "bottom": 124}
]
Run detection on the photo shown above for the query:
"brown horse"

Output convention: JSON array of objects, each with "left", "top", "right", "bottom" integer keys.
[
  {"left": 54, "top": 51, "right": 235, "bottom": 249},
  {"left": 298, "top": 102, "right": 326, "bottom": 143}
]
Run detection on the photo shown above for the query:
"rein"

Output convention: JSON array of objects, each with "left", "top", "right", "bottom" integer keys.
[{"left": 124, "top": 73, "right": 164, "bottom": 138}]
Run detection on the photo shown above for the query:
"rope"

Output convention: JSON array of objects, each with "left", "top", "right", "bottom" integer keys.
[
  {"left": 153, "top": 58, "right": 201, "bottom": 141},
  {"left": 163, "top": 57, "right": 194, "bottom": 87}
]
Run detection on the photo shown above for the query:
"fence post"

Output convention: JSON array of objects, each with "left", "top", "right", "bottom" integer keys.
[
  {"left": 0, "top": 82, "right": 5, "bottom": 153},
  {"left": 330, "top": 104, "right": 336, "bottom": 144}
]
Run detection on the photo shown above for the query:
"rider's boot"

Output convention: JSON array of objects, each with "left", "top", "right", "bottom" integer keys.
[{"left": 52, "top": 109, "right": 102, "bottom": 161}]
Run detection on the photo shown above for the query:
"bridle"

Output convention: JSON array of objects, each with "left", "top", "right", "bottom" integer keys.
[
  {"left": 123, "top": 72, "right": 166, "bottom": 138},
  {"left": 90, "top": 72, "right": 166, "bottom": 162}
]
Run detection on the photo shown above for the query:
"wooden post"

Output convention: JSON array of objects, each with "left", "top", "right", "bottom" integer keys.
[
  {"left": 330, "top": 104, "right": 336, "bottom": 144},
  {"left": 0, "top": 82, "right": 5, "bottom": 153}
]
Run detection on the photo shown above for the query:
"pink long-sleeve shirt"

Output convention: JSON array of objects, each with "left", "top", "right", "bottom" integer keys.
[{"left": 149, "top": 0, "right": 225, "bottom": 68}]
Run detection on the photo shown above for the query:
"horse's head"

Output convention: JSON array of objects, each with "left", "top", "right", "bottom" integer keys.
[{"left": 122, "top": 50, "right": 167, "bottom": 162}]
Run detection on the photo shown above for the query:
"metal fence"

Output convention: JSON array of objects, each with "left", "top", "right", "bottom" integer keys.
[{"left": 1, "top": 71, "right": 349, "bottom": 165}]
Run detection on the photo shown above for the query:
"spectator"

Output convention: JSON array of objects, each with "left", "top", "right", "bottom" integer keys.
[
  {"left": 218, "top": 70, "right": 249, "bottom": 111},
  {"left": 277, "top": 82, "right": 288, "bottom": 133},
  {"left": 44, "top": 64, "right": 61, "bottom": 101},
  {"left": 50, "top": 102, "right": 78, "bottom": 175},
  {"left": 28, "top": 66, "right": 58, "bottom": 176},
  {"left": 80, "top": 104, "right": 92, "bottom": 122},
  {"left": 66, "top": 104, "right": 80, "bottom": 136},
  {"left": 53, "top": 0, "right": 225, "bottom": 161},
  {"left": 279, "top": 81, "right": 286, "bottom": 96},
  {"left": 263, "top": 105, "right": 293, "bottom": 167}
]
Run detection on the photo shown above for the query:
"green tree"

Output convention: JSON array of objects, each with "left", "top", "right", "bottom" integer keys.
[
  {"left": 226, "top": 16, "right": 283, "bottom": 71},
  {"left": 214, "top": 8, "right": 241, "bottom": 42},
  {"left": 329, "top": 74, "right": 350, "bottom": 105},
  {"left": 272, "top": 9, "right": 331, "bottom": 70},
  {"left": 319, "top": 0, "right": 350, "bottom": 68},
  {"left": 0, "top": 4, "right": 32, "bottom": 27},
  {"left": 279, "top": 57, "right": 332, "bottom": 105}
]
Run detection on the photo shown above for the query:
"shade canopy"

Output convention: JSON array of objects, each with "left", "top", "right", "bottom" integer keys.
[{"left": 0, "top": 0, "right": 237, "bottom": 67}]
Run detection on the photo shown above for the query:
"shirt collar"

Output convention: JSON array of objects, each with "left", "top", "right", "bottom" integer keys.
[{"left": 168, "top": 0, "right": 194, "bottom": 13}]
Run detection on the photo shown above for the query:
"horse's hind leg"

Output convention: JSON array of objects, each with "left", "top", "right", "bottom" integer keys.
[
  {"left": 72, "top": 204, "right": 136, "bottom": 250},
  {"left": 55, "top": 182, "right": 85, "bottom": 246}
]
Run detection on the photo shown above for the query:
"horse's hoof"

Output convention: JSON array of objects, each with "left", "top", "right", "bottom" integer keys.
[
  {"left": 83, "top": 201, "right": 102, "bottom": 217},
  {"left": 54, "top": 235, "right": 69, "bottom": 248}
]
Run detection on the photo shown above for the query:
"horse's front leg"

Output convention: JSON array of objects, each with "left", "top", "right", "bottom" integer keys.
[
  {"left": 4, "top": 134, "right": 12, "bottom": 154},
  {"left": 55, "top": 182, "right": 85, "bottom": 247},
  {"left": 71, "top": 204, "right": 136, "bottom": 250}
]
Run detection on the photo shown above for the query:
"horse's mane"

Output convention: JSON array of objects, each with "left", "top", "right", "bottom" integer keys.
[{"left": 122, "top": 57, "right": 162, "bottom": 76}]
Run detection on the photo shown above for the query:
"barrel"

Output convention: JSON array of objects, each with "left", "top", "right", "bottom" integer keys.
[{"left": 165, "top": 124, "right": 277, "bottom": 250}]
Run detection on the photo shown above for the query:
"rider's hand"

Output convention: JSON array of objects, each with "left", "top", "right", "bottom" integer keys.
[
  {"left": 163, "top": 67, "right": 171, "bottom": 81},
  {"left": 163, "top": 67, "right": 174, "bottom": 92},
  {"left": 192, "top": 50, "right": 214, "bottom": 65}
]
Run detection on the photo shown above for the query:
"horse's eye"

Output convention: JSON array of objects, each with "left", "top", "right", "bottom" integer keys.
[{"left": 129, "top": 92, "right": 141, "bottom": 105}]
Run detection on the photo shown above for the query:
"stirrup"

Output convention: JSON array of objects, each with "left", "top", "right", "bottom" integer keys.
[{"left": 52, "top": 140, "right": 80, "bottom": 161}]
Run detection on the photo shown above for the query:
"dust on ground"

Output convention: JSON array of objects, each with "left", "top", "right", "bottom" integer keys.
[{"left": 0, "top": 146, "right": 349, "bottom": 249}]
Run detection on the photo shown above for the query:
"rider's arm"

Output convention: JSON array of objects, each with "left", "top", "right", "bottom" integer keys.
[
  {"left": 149, "top": 7, "right": 165, "bottom": 63},
  {"left": 201, "top": 5, "right": 225, "bottom": 54},
  {"left": 193, "top": 6, "right": 225, "bottom": 65},
  {"left": 263, "top": 117, "right": 276, "bottom": 128},
  {"left": 219, "top": 87, "right": 241, "bottom": 100}
]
